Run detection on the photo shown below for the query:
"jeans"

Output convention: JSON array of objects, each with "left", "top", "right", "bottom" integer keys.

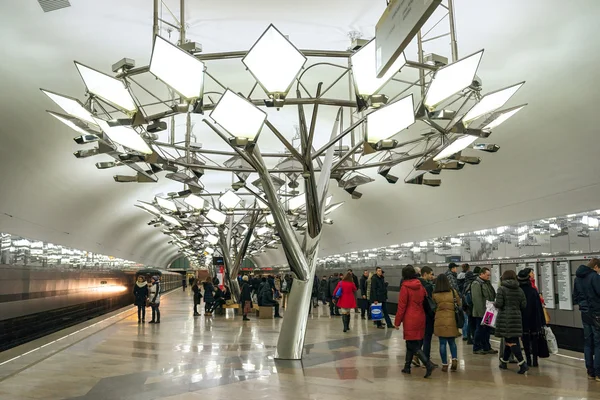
[
  {"left": 423, "top": 316, "right": 434, "bottom": 359},
  {"left": 473, "top": 317, "right": 491, "bottom": 351},
  {"left": 462, "top": 312, "right": 469, "bottom": 339},
  {"left": 375, "top": 301, "right": 393, "bottom": 327},
  {"left": 439, "top": 337, "right": 458, "bottom": 365},
  {"left": 137, "top": 305, "right": 146, "bottom": 321},
  {"left": 583, "top": 315, "right": 600, "bottom": 376},
  {"left": 151, "top": 304, "right": 160, "bottom": 322}
]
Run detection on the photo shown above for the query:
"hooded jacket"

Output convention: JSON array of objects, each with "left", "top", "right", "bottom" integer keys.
[
  {"left": 519, "top": 279, "right": 545, "bottom": 333},
  {"left": 573, "top": 264, "right": 600, "bottom": 314},
  {"left": 494, "top": 279, "right": 526, "bottom": 338},
  {"left": 133, "top": 281, "right": 149, "bottom": 306},
  {"left": 433, "top": 289, "right": 461, "bottom": 338},
  {"left": 457, "top": 271, "right": 467, "bottom": 294},
  {"left": 394, "top": 278, "right": 427, "bottom": 340}
]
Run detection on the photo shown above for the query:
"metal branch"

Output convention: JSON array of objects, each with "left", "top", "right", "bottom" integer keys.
[{"left": 264, "top": 120, "right": 303, "bottom": 162}]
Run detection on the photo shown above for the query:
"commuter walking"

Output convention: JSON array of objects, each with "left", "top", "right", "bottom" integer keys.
[
  {"left": 432, "top": 274, "right": 461, "bottom": 372},
  {"left": 240, "top": 275, "right": 253, "bottom": 321},
  {"left": 445, "top": 263, "right": 459, "bottom": 291},
  {"left": 192, "top": 279, "right": 202, "bottom": 316},
  {"left": 319, "top": 276, "right": 328, "bottom": 305},
  {"left": 133, "top": 275, "right": 149, "bottom": 323},
  {"left": 495, "top": 270, "right": 528, "bottom": 374},
  {"left": 471, "top": 267, "right": 497, "bottom": 354},
  {"left": 203, "top": 277, "right": 215, "bottom": 316},
  {"left": 148, "top": 275, "right": 161, "bottom": 324},
  {"left": 419, "top": 266, "right": 436, "bottom": 366},
  {"left": 359, "top": 270, "right": 371, "bottom": 320},
  {"left": 395, "top": 265, "right": 434, "bottom": 378},
  {"left": 327, "top": 274, "right": 342, "bottom": 316},
  {"left": 517, "top": 268, "right": 546, "bottom": 367},
  {"left": 371, "top": 267, "right": 393, "bottom": 328},
  {"left": 333, "top": 272, "right": 358, "bottom": 332},
  {"left": 573, "top": 258, "right": 600, "bottom": 380}
]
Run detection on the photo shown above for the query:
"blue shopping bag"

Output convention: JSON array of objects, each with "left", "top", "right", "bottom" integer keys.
[{"left": 370, "top": 303, "right": 383, "bottom": 321}]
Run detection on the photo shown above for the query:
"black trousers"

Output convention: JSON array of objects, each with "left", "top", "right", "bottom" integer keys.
[
  {"left": 375, "top": 302, "right": 393, "bottom": 327},
  {"left": 360, "top": 298, "right": 371, "bottom": 318},
  {"left": 137, "top": 305, "right": 146, "bottom": 321},
  {"left": 151, "top": 304, "right": 160, "bottom": 322},
  {"left": 502, "top": 337, "right": 525, "bottom": 363},
  {"left": 522, "top": 332, "right": 539, "bottom": 362},
  {"left": 210, "top": 299, "right": 226, "bottom": 313},
  {"left": 405, "top": 340, "right": 424, "bottom": 365},
  {"left": 205, "top": 301, "right": 213, "bottom": 313}
]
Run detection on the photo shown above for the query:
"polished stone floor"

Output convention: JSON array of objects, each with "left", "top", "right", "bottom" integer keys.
[{"left": 0, "top": 289, "right": 597, "bottom": 400}]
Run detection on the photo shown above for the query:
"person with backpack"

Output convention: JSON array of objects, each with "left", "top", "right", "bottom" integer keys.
[
  {"left": 573, "top": 258, "right": 600, "bottom": 380},
  {"left": 471, "top": 267, "right": 497, "bottom": 355},
  {"left": 432, "top": 273, "right": 462, "bottom": 372}
]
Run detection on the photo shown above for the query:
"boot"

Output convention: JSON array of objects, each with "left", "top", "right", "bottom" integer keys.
[
  {"left": 499, "top": 359, "right": 508, "bottom": 370},
  {"left": 416, "top": 350, "right": 433, "bottom": 378},
  {"left": 344, "top": 314, "right": 351, "bottom": 332},
  {"left": 441, "top": 365, "right": 448, "bottom": 372},
  {"left": 412, "top": 355, "right": 421, "bottom": 367},
  {"left": 451, "top": 359, "right": 458, "bottom": 371},
  {"left": 342, "top": 315, "right": 348, "bottom": 332},
  {"left": 518, "top": 361, "right": 529, "bottom": 375},
  {"left": 401, "top": 363, "right": 411, "bottom": 374},
  {"left": 532, "top": 356, "right": 538, "bottom": 367}
]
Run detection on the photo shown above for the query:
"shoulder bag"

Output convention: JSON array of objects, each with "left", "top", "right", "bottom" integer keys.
[{"left": 453, "top": 289, "right": 465, "bottom": 328}]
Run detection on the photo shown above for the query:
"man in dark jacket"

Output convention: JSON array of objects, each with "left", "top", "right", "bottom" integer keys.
[
  {"left": 257, "top": 277, "right": 269, "bottom": 306},
  {"left": 327, "top": 274, "right": 341, "bottom": 316},
  {"left": 261, "top": 287, "right": 282, "bottom": 318},
  {"left": 319, "top": 276, "right": 328, "bottom": 304},
  {"left": 240, "top": 276, "right": 252, "bottom": 321},
  {"left": 463, "top": 269, "right": 478, "bottom": 343},
  {"left": 370, "top": 267, "right": 393, "bottom": 328},
  {"left": 471, "top": 267, "right": 497, "bottom": 354},
  {"left": 445, "top": 262, "right": 459, "bottom": 291},
  {"left": 359, "top": 270, "right": 371, "bottom": 319},
  {"left": 419, "top": 266, "right": 436, "bottom": 365},
  {"left": 573, "top": 258, "right": 600, "bottom": 379}
]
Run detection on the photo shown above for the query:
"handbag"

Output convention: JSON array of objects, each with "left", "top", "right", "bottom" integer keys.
[
  {"left": 537, "top": 332, "right": 550, "bottom": 358},
  {"left": 452, "top": 289, "right": 465, "bottom": 328},
  {"left": 424, "top": 295, "right": 437, "bottom": 317},
  {"left": 482, "top": 300, "right": 498, "bottom": 327},
  {"left": 543, "top": 307, "right": 551, "bottom": 324},
  {"left": 370, "top": 303, "right": 383, "bottom": 321}
]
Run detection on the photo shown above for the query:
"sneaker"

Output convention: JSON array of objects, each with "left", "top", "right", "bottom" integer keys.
[
  {"left": 377, "top": 325, "right": 386, "bottom": 329},
  {"left": 518, "top": 363, "right": 529, "bottom": 375},
  {"left": 473, "top": 350, "right": 486, "bottom": 355},
  {"left": 485, "top": 349, "right": 499, "bottom": 355}
]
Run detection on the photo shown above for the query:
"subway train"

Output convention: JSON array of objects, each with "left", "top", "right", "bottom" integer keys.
[
  {"left": 317, "top": 254, "right": 595, "bottom": 353},
  {"left": 0, "top": 266, "right": 182, "bottom": 351}
]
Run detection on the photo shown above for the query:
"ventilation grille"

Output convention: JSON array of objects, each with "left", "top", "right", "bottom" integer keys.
[{"left": 38, "top": 0, "right": 71, "bottom": 12}]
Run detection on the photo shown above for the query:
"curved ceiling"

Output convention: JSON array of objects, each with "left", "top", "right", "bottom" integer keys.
[{"left": 0, "top": 0, "right": 599, "bottom": 268}]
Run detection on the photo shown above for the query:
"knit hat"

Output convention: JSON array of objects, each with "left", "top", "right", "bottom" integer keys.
[
  {"left": 517, "top": 268, "right": 532, "bottom": 281},
  {"left": 152, "top": 275, "right": 159, "bottom": 281}
]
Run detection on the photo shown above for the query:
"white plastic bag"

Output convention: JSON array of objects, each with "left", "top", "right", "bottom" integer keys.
[
  {"left": 544, "top": 326, "right": 559, "bottom": 355},
  {"left": 481, "top": 300, "right": 498, "bottom": 328}
]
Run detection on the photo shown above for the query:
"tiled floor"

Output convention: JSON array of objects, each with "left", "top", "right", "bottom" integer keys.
[{"left": 0, "top": 289, "right": 597, "bottom": 399}]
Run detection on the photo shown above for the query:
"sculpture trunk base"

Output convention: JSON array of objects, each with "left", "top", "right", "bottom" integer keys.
[{"left": 274, "top": 278, "right": 313, "bottom": 360}]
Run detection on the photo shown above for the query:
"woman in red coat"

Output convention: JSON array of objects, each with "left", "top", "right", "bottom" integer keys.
[
  {"left": 394, "top": 265, "right": 434, "bottom": 378},
  {"left": 334, "top": 272, "right": 357, "bottom": 332}
]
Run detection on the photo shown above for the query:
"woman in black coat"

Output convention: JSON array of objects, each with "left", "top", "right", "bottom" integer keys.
[
  {"left": 192, "top": 280, "right": 202, "bottom": 316},
  {"left": 133, "top": 275, "right": 149, "bottom": 323},
  {"left": 202, "top": 277, "right": 215, "bottom": 316},
  {"left": 517, "top": 268, "right": 546, "bottom": 367},
  {"left": 240, "top": 275, "right": 253, "bottom": 321}
]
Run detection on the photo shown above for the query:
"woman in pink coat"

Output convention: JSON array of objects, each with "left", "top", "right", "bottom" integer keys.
[{"left": 334, "top": 272, "right": 357, "bottom": 332}]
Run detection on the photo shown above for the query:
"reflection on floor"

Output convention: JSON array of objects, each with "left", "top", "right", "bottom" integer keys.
[{"left": 0, "top": 289, "right": 597, "bottom": 400}]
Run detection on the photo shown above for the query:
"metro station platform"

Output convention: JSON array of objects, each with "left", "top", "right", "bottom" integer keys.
[{"left": 0, "top": 290, "right": 597, "bottom": 400}]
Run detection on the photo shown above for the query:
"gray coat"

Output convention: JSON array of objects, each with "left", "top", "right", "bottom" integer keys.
[
  {"left": 471, "top": 277, "right": 496, "bottom": 318},
  {"left": 494, "top": 279, "right": 527, "bottom": 338}
]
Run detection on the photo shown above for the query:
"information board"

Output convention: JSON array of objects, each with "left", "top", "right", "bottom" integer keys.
[
  {"left": 540, "top": 262, "right": 555, "bottom": 309},
  {"left": 557, "top": 261, "right": 573, "bottom": 310},
  {"left": 375, "top": 0, "right": 441, "bottom": 77},
  {"left": 491, "top": 264, "right": 500, "bottom": 291}
]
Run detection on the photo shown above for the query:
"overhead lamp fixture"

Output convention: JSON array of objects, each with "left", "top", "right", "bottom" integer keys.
[
  {"left": 481, "top": 103, "right": 527, "bottom": 131},
  {"left": 184, "top": 194, "right": 206, "bottom": 210},
  {"left": 210, "top": 89, "right": 267, "bottom": 145},
  {"left": 457, "top": 155, "right": 481, "bottom": 165},
  {"left": 242, "top": 24, "right": 307, "bottom": 97},
  {"left": 405, "top": 170, "right": 441, "bottom": 187},
  {"left": 96, "top": 161, "right": 118, "bottom": 169},
  {"left": 351, "top": 38, "right": 406, "bottom": 98},
  {"left": 41, "top": 89, "right": 96, "bottom": 125},
  {"left": 340, "top": 171, "right": 374, "bottom": 199},
  {"left": 47, "top": 110, "right": 97, "bottom": 138},
  {"left": 462, "top": 82, "right": 525, "bottom": 124},
  {"left": 74, "top": 62, "right": 137, "bottom": 113},
  {"left": 439, "top": 161, "right": 465, "bottom": 170},
  {"left": 137, "top": 201, "right": 161, "bottom": 215},
  {"left": 377, "top": 165, "right": 399, "bottom": 184},
  {"left": 156, "top": 197, "right": 178, "bottom": 212},
  {"left": 93, "top": 118, "right": 152, "bottom": 154},
  {"left": 206, "top": 234, "right": 218, "bottom": 245},
  {"left": 150, "top": 35, "right": 205, "bottom": 100},
  {"left": 219, "top": 190, "right": 242, "bottom": 209},
  {"left": 433, "top": 135, "right": 478, "bottom": 161},
  {"left": 473, "top": 143, "right": 500, "bottom": 153},
  {"left": 423, "top": 50, "right": 484, "bottom": 110},
  {"left": 113, "top": 173, "right": 155, "bottom": 183},
  {"left": 324, "top": 202, "right": 344, "bottom": 215},
  {"left": 74, "top": 148, "right": 99, "bottom": 158},
  {"left": 74, "top": 134, "right": 99, "bottom": 145},
  {"left": 366, "top": 94, "right": 415, "bottom": 146},
  {"left": 206, "top": 208, "right": 227, "bottom": 225}
]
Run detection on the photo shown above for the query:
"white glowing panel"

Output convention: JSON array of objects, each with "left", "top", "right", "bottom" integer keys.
[
  {"left": 206, "top": 234, "right": 218, "bottom": 245},
  {"left": 150, "top": 36, "right": 205, "bottom": 99},
  {"left": 219, "top": 190, "right": 241, "bottom": 209},
  {"left": 161, "top": 214, "right": 181, "bottom": 226},
  {"left": 206, "top": 209, "right": 226, "bottom": 225},
  {"left": 210, "top": 90, "right": 267, "bottom": 139},
  {"left": 463, "top": 82, "right": 525, "bottom": 123},
  {"left": 47, "top": 111, "right": 92, "bottom": 136},
  {"left": 366, "top": 94, "right": 415, "bottom": 142},
  {"left": 242, "top": 24, "right": 306, "bottom": 94},
  {"left": 41, "top": 89, "right": 96, "bottom": 125},
  {"left": 266, "top": 214, "right": 275, "bottom": 225},
  {"left": 288, "top": 193, "right": 306, "bottom": 210},
  {"left": 351, "top": 39, "right": 406, "bottom": 96},
  {"left": 324, "top": 202, "right": 344, "bottom": 215},
  {"left": 93, "top": 118, "right": 152, "bottom": 154},
  {"left": 75, "top": 62, "right": 137, "bottom": 112},
  {"left": 184, "top": 194, "right": 205, "bottom": 210},
  {"left": 433, "top": 135, "right": 478, "bottom": 161},
  {"left": 156, "top": 197, "right": 178, "bottom": 212},
  {"left": 482, "top": 104, "right": 527, "bottom": 130},
  {"left": 424, "top": 50, "right": 484, "bottom": 109},
  {"left": 138, "top": 202, "right": 161, "bottom": 215}
]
